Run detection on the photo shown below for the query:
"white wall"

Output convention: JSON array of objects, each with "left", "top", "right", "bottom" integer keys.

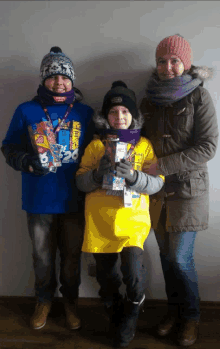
[{"left": 0, "top": 1, "right": 220, "bottom": 301}]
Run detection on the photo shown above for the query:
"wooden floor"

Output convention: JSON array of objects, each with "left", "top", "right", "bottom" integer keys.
[{"left": 0, "top": 297, "right": 220, "bottom": 349}]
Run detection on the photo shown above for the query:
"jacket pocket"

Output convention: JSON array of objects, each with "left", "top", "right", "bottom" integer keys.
[{"left": 177, "top": 171, "right": 208, "bottom": 199}]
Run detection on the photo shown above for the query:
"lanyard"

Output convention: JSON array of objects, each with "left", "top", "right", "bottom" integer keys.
[{"left": 39, "top": 100, "right": 74, "bottom": 135}]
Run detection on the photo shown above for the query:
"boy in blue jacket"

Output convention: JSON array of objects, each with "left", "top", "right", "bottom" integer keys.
[{"left": 1, "top": 47, "right": 94, "bottom": 330}]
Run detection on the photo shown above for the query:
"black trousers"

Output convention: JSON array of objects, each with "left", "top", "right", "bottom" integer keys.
[{"left": 93, "top": 246, "right": 146, "bottom": 304}]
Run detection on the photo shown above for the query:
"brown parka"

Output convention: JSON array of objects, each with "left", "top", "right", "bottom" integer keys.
[{"left": 140, "top": 67, "right": 219, "bottom": 233}]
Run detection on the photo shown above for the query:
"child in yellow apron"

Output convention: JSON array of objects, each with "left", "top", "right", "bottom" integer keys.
[{"left": 76, "top": 81, "right": 164, "bottom": 347}]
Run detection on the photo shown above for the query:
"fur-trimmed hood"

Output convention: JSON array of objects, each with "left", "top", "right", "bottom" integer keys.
[
  {"left": 93, "top": 109, "right": 144, "bottom": 130},
  {"left": 187, "top": 65, "right": 214, "bottom": 81},
  {"left": 144, "top": 65, "right": 214, "bottom": 106},
  {"left": 73, "top": 87, "right": 83, "bottom": 102},
  {"left": 150, "top": 65, "right": 214, "bottom": 83}
]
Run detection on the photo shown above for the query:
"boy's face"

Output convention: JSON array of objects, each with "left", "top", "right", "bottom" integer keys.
[
  {"left": 107, "top": 106, "right": 132, "bottom": 130},
  {"left": 44, "top": 75, "right": 72, "bottom": 102},
  {"left": 157, "top": 54, "right": 184, "bottom": 80}
]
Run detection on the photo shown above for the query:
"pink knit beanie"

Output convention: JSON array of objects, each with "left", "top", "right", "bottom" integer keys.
[{"left": 156, "top": 35, "right": 193, "bottom": 70}]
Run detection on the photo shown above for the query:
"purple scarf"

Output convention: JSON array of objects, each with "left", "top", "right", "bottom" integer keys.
[
  {"left": 147, "top": 74, "right": 202, "bottom": 106},
  {"left": 33, "top": 84, "right": 75, "bottom": 105},
  {"left": 96, "top": 128, "right": 141, "bottom": 145}
]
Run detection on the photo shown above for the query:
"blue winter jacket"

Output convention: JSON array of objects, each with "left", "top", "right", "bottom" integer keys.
[{"left": 2, "top": 98, "right": 94, "bottom": 214}]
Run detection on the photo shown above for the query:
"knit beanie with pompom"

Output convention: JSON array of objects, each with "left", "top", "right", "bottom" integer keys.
[
  {"left": 156, "top": 34, "right": 193, "bottom": 70},
  {"left": 40, "top": 46, "right": 75, "bottom": 85},
  {"left": 101, "top": 81, "right": 138, "bottom": 120}
]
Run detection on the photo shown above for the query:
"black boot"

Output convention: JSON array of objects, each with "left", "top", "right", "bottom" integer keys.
[
  {"left": 113, "top": 294, "right": 145, "bottom": 348},
  {"left": 104, "top": 293, "right": 124, "bottom": 338}
]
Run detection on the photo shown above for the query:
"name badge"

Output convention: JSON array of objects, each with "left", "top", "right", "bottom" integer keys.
[{"left": 123, "top": 187, "right": 133, "bottom": 208}]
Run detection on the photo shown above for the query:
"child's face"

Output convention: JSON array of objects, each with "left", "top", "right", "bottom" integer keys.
[
  {"left": 107, "top": 106, "right": 132, "bottom": 130},
  {"left": 157, "top": 54, "right": 184, "bottom": 80},
  {"left": 44, "top": 75, "right": 72, "bottom": 102}
]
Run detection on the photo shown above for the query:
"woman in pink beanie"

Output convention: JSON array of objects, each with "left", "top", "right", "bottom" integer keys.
[{"left": 140, "top": 35, "right": 218, "bottom": 346}]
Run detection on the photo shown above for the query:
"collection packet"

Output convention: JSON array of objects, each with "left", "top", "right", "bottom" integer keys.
[
  {"left": 28, "top": 121, "right": 62, "bottom": 173},
  {"left": 102, "top": 135, "right": 128, "bottom": 190}
]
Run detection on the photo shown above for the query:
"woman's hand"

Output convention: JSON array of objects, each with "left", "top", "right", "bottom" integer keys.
[
  {"left": 115, "top": 159, "right": 137, "bottom": 184},
  {"left": 143, "top": 161, "right": 163, "bottom": 176}
]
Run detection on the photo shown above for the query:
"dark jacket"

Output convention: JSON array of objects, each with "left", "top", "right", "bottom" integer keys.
[{"left": 140, "top": 67, "right": 219, "bottom": 232}]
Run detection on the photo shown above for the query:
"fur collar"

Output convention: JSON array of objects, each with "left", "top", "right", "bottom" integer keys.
[
  {"left": 150, "top": 65, "right": 213, "bottom": 82},
  {"left": 93, "top": 110, "right": 144, "bottom": 130},
  {"left": 73, "top": 87, "right": 83, "bottom": 102},
  {"left": 186, "top": 65, "right": 214, "bottom": 81}
]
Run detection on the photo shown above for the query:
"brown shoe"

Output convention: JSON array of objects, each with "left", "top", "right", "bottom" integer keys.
[
  {"left": 30, "top": 302, "right": 52, "bottom": 330},
  {"left": 178, "top": 320, "right": 199, "bottom": 347},
  {"left": 64, "top": 301, "right": 81, "bottom": 330},
  {"left": 157, "top": 315, "right": 176, "bottom": 337}
]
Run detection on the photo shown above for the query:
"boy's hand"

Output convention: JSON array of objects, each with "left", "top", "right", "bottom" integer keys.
[
  {"left": 22, "top": 154, "right": 49, "bottom": 176},
  {"left": 115, "top": 159, "right": 137, "bottom": 184},
  {"left": 93, "top": 155, "right": 112, "bottom": 183}
]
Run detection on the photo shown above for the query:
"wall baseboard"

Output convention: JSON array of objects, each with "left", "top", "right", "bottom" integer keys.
[{"left": 0, "top": 296, "right": 220, "bottom": 309}]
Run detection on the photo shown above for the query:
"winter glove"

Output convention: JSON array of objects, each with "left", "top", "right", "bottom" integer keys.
[
  {"left": 93, "top": 155, "right": 112, "bottom": 183},
  {"left": 115, "top": 159, "right": 137, "bottom": 185},
  {"left": 22, "top": 154, "right": 49, "bottom": 176}
]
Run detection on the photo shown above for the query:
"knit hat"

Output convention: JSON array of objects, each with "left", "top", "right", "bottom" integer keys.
[
  {"left": 40, "top": 46, "right": 75, "bottom": 85},
  {"left": 101, "top": 81, "right": 138, "bottom": 120},
  {"left": 156, "top": 35, "right": 193, "bottom": 70}
]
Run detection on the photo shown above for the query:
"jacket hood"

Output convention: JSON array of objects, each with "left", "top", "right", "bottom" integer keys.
[
  {"left": 93, "top": 110, "right": 144, "bottom": 130},
  {"left": 187, "top": 65, "right": 214, "bottom": 81},
  {"left": 150, "top": 65, "right": 214, "bottom": 83},
  {"left": 73, "top": 87, "right": 83, "bottom": 102}
]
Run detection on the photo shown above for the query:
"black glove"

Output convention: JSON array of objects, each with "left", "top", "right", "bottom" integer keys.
[
  {"left": 22, "top": 154, "right": 49, "bottom": 176},
  {"left": 115, "top": 159, "right": 137, "bottom": 184},
  {"left": 93, "top": 155, "right": 112, "bottom": 183}
]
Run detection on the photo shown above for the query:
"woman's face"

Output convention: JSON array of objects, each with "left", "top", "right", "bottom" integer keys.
[
  {"left": 44, "top": 75, "right": 72, "bottom": 102},
  {"left": 107, "top": 106, "right": 132, "bottom": 130},
  {"left": 157, "top": 54, "right": 185, "bottom": 80}
]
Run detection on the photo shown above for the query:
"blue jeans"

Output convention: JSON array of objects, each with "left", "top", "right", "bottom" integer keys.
[
  {"left": 27, "top": 212, "right": 84, "bottom": 303},
  {"left": 93, "top": 247, "right": 147, "bottom": 304},
  {"left": 154, "top": 212, "right": 200, "bottom": 320}
]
